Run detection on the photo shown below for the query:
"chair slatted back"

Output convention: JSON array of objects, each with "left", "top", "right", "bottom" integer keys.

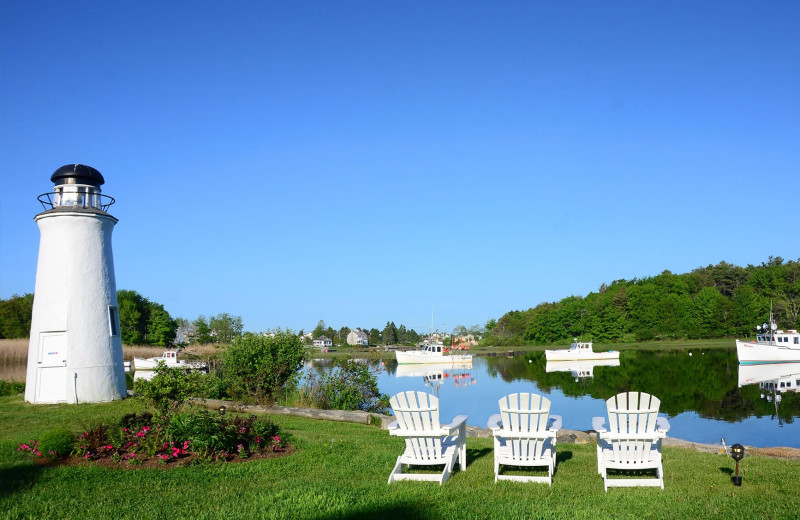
[
  {"left": 605, "top": 391, "right": 661, "bottom": 465},
  {"left": 390, "top": 391, "right": 443, "bottom": 462},
  {"left": 498, "top": 393, "right": 551, "bottom": 462}
]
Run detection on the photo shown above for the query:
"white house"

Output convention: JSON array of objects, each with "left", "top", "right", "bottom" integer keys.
[
  {"left": 347, "top": 328, "right": 369, "bottom": 346},
  {"left": 312, "top": 336, "right": 333, "bottom": 348}
]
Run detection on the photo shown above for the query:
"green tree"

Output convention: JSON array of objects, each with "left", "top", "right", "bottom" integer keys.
[
  {"left": 381, "top": 321, "right": 398, "bottom": 345},
  {"left": 0, "top": 293, "right": 34, "bottom": 339},
  {"left": 312, "top": 320, "right": 327, "bottom": 339},
  {"left": 209, "top": 313, "right": 243, "bottom": 344},
  {"left": 146, "top": 303, "right": 177, "bottom": 346},
  {"left": 485, "top": 318, "right": 497, "bottom": 332},
  {"left": 117, "top": 290, "right": 147, "bottom": 344},
  {"left": 192, "top": 315, "right": 212, "bottom": 344},
  {"left": 368, "top": 328, "right": 381, "bottom": 345},
  {"left": 337, "top": 326, "right": 351, "bottom": 345}
]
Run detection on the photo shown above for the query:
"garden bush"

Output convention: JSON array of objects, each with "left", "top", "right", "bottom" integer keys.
[
  {"left": 38, "top": 428, "right": 76, "bottom": 460},
  {"left": 0, "top": 380, "right": 25, "bottom": 396},
  {"left": 166, "top": 410, "right": 282, "bottom": 458},
  {"left": 302, "top": 358, "right": 390, "bottom": 413},
  {"left": 134, "top": 364, "right": 215, "bottom": 420},
  {"left": 220, "top": 332, "right": 305, "bottom": 404}
]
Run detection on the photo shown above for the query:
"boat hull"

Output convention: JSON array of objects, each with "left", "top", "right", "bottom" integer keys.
[
  {"left": 544, "top": 350, "right": 619, "bottom": 362},
  {"left": 395, "top": 351, "right": 472, "bottom": 365},
  {"left": 132, "top": 358, "right": 207, "bottom": 371},
  {"left": 736, "top": 340, "right": 800, "bottom": 365}
]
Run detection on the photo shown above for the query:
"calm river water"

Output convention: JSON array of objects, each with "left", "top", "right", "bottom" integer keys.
[{"left": 311, "top": 348, "right": 800, "bottom": 449}]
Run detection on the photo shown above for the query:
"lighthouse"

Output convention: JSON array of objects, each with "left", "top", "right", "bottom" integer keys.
[{"left": 25, "top": 164, "right": 127, "bottom": 404}]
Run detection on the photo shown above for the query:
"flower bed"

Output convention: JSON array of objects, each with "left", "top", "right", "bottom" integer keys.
[{"left": 17, "top": 410, "right": 291, "bottom": 469}]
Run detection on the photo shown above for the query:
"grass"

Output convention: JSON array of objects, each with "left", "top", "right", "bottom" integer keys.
[{"left": 1, "top": 395, "right": 799, "bottom": 519}]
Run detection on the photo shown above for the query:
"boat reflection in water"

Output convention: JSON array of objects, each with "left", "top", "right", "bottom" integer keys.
[
  {"left": 738, "top": 363, "right": 800, "bottom": 426},
  {"left": 395, "top": 362, "right": 475, "bottom": 395},
  {"left": 545, "top": 358, "right": 620, "bottom": 381},
  {"left": 738, "top": 363, "right": 800, "bottom": 390}
]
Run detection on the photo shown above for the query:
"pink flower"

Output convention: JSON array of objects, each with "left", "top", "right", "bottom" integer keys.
[{"left": 85, "top": 453, "right": 91, "bottom": 459}]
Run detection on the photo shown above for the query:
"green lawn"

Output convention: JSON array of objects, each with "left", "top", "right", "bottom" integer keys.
[{"left": 1, "top": 394, "right": 798, "bottom": 519}]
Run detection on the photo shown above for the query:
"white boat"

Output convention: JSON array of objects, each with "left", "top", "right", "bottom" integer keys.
[
  {"left": 545, "top": 358, "right": 620, "bottom": 380},
  {"left": 544, "top": 341, "right": 619, "bottom": 362},
  {"left": 132, "top": 351, "right": 208, "bottom": 371},
  {"left": 735, "top": 318, "right": 800, "bottom": 365},
  {"left": 395, "top": 343, "right": 472, "bottom": 365}
]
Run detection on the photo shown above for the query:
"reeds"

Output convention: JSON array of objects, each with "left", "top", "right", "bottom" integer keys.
[
  {"left": 0, "top": 338, "right": 28, "bottom": 363},
  {"left": 0, "top": 339, "right": 224, "bottom": 362},
  {"left": 0, "top": 339, "right": 28, "bottom": 381}
]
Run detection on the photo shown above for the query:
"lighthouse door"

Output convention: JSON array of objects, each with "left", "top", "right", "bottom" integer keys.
[{"left": 35, "top": 332, "right": 67, "bottom": 403}]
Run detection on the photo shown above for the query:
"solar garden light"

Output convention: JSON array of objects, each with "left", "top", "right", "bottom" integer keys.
[
  {"left": 218, "top": 405, "right": 227, "bottom": 416},
  {"left": 730, "top": 443, "right": 745, "bottom": 486}
]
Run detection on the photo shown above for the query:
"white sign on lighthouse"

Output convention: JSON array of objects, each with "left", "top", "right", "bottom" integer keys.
[{"left": 25, "top": 164, "right": 127, "bottom": 404}]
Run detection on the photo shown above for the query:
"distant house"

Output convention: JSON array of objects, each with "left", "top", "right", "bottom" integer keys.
[
  {"left": 347, "top": 328, "right": 369, "bottom": 346},
  {"left": 313, "top": 336, "right": 333, "bottom": 348}
]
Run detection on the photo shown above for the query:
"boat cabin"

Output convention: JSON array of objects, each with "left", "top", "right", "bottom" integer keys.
[
  {"left": 423, "top": 344, "right": 444, "bottom": 354},
  {"left": 569, "top": 342, "right": 593, "bottom": 351},
  {"left": 756, "top": 330, "right": 800, "bottom": 345}
]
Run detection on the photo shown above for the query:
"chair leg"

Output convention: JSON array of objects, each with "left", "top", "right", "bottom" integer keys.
[{"left": 388, "top": 457, "right": 404, "bottom": 484}]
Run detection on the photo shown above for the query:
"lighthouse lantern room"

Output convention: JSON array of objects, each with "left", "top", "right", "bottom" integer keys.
[{"left": 25, "top": 164, "right": 127, "bottom": 404}]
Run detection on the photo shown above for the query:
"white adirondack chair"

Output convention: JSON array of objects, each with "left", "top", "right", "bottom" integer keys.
[
  {"left": 487, "top": 393, "right": 562, "bottom": 485},
  {"left": 592, "top": 391, "right": 671, "bottom": 491},
  {"left": 387, "top": 391, "right": 468, "bottom": 484}
]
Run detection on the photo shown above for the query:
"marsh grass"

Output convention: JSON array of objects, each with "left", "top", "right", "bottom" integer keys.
[
  {"left": 0, "top": 339, "right": 27, "bottom": 362},
  {"left": 1, "top": 394, "right": 799, "bottom": 519}
]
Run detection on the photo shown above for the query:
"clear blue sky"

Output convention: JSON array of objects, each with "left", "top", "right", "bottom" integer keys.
[{"left": 2, "top": 1, "right": 798, "bottom": 335}]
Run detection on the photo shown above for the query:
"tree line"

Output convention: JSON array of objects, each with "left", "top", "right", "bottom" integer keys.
[
  {"left": 307, "top": 320, "right": 422, "bottom": 346},
  {"left": 483, "top": 257, "right": 800, "bottom": 346},
  {"left": 0, "top": 289, "right": 243, "bottom": 347}
]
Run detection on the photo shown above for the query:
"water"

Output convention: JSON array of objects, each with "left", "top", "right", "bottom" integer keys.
[{"left": 311, "top": 348, "right": 800, "bottom": 449}]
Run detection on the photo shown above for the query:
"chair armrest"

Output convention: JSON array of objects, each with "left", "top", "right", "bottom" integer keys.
[
  {"left": 486, "top": 413, "right": 502, "bottom": 431},
  {"left": 548, "top": 415, "right": 563, "bottom": 431},
  {"left": 592, "top": 416, "right": 607, "bottom": 433},
  {"left": 444, "top": 415, "right": 468, "bottom": 434},
  {"left": 656, "top": 416, "right": 671, "bottom": 434}
]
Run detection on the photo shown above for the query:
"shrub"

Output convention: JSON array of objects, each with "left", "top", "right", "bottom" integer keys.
[
  {"left": 38, "top": 428, "right": 76, "bottom": 460},
  {"left": 134, "top": 364, "right": 210, "bottom": 420},
  {"left": 0, "top": 380, "right": 25, "bottom": 396},
  {"left": 303, "top": 359, "right": 390, "bottom": 413},
  {"left": 221, "top": 332, "right": 305, "bottom": 404},
  {"left": 165, "top": 410, "right": 283, "bottom": 458}
]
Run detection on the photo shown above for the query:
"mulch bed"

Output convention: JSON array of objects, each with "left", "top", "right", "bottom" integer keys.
[{"left": 29, "top": 445, "right": 295, "bottom": 470}]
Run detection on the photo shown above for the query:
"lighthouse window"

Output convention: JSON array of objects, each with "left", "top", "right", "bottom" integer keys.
[{"left": 108, "top": 306, "right": 120, "bottom": 336}]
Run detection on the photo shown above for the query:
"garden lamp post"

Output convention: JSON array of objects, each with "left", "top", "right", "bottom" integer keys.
[{"left": 730, "top": 443, "right": 745, "bottom": 486}]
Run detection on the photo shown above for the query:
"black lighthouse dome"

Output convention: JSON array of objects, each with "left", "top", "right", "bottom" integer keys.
[{"left": 51, "top": 164, "right": 105, "bottom": 187}]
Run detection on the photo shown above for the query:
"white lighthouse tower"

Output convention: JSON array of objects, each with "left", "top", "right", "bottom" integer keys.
[{"left": 25, "top": 164, "right": 127, "bottom": 404}]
